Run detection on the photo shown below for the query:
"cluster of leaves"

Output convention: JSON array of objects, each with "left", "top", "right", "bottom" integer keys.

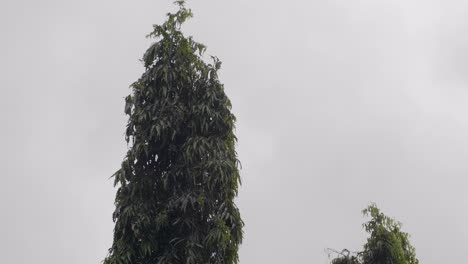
[
  {"left": 104, "top": 1, "right": 243, "bottom": 264},
  {"left": 329, "top": 250, "right": 360, "bottom": 264},
  {"left": 330, "top": 204, "right": 419, "bottom": 264}
]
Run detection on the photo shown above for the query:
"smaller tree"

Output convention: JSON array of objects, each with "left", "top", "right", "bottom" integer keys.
[{"left": 329, "top": 204, "right": 419, "bottom": 264}]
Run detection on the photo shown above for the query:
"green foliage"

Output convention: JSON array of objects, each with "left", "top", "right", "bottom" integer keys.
[
  {"left": 330, "top": 204, "right": 419, "bottom": 264},
  {"left": 330, "top": 250, "right": 360, "bottom": 264},
  {"left": 104, "top": 1, "right": 243, "bottom": 263},
  {"left": 332, "top": 256, "right": 360, "bottom": 264},
  {"left": 360, "top": 204, "right": 419, "bottom": 264}
]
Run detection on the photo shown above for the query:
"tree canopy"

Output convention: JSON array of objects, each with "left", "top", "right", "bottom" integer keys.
[
  {"left": 330, "top": 204, "right": 419, "bottom": 264},
  {"left": 104, "top": 1, "right": 243, "bottom": 263}
]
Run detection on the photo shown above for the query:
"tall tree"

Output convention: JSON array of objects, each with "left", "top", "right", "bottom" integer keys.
[
  {"left": 104, "top": 2, "right": 243, "bottom": 263},
  {"left": 330, "top": 204, "right": 419, "bottom": 264}
]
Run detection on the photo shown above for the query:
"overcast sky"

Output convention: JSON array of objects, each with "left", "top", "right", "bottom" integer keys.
[{"left": 1, "top": 0, "right": 467, "bottom": 263}]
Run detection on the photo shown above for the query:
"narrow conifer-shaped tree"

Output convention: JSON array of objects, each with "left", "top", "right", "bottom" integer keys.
[{"left": 104, "top": 2, "right": 243, "bottom": 263}]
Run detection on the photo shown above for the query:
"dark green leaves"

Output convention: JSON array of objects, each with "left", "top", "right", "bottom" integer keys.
[{"left": 105, "top": 1, "right": 243, "bottom": 264}]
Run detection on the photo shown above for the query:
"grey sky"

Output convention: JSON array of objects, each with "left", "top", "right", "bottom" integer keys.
[{"left": 1, "top": 0, "right": 467, "bottom": 263}]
